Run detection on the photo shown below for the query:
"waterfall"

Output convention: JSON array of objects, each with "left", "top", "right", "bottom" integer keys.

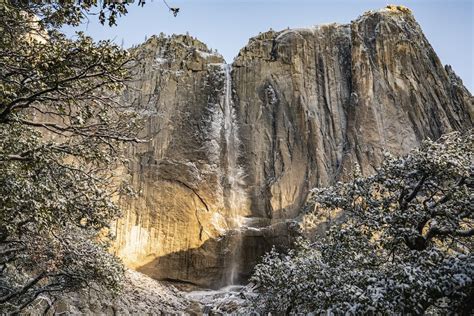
[{"left": 221, "top": 64, "right": 245, "bottom": 285}]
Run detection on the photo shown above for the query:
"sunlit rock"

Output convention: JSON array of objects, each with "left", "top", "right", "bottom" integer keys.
[{"left": 113, "top": 8, "right": 472, "bottom": 288}]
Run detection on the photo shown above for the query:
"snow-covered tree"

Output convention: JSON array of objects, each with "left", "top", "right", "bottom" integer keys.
[
  {"left": 252, "top": 131, "right": 473, "bottom": 314},
  {"left": 0, "top": 1, "right": 144, "bottom": 312}
]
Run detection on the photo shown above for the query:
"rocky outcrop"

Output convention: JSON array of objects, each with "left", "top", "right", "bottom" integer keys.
[
  {"left": 113, "top": 7, "right": 473, "bottom": 288},
  {"left": 233, "top": 7, "right": 472, "bottom": 222},
  {"left": 31, "top": 271, "right": 195, "bottom": 315}
]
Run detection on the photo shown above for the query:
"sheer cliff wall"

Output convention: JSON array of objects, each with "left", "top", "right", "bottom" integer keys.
[{"left": 113, "top": 8, "right": 473, "bottom": 287}]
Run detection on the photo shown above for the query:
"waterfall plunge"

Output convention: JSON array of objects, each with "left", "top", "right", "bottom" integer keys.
[{"left": 221, "top": 64, "right": 246, "bottom": 285}]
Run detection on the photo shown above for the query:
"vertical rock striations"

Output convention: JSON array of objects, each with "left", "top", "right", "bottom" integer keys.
[
  {"left": 348, "top": 8, "right": 472, "bottom": 174},
  {"left": 233, "top": 7, "right": 472, "bottom": 223},
  {"left": 113, "top": 34, "right": 238, "bottom": 287},
  {"left": 233, "top": 24, "right": 353, "bottom": 220},
  {"left": 114, "top": 7, "right": 473, "bottom": 287}
]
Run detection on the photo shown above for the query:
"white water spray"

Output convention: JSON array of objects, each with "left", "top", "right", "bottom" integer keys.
[{"left": 222, "top": 64, "right": 245, "bottom": 285}]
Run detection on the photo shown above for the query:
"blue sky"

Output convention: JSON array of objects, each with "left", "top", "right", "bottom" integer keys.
[{"left": 63, "top": 0, "right": 473, "bottom": 92}]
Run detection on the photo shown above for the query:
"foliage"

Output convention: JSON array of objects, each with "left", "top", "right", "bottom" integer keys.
[
  {"left": 8, "top": 0, "right": 179, "bottom": 27},
  {"left": 0, "top": 1, "right": 143, "bottom": 312},
  {"left": 9, "top": 0, "right": 133, "bottom": 27},
  {"left": 252, "top": 131, "right": 473, "bottom": 314}
]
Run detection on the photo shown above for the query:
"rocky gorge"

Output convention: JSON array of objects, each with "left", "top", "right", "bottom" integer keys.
[{"left": 107, "top": 5, "right": 472, "bottom": 295}]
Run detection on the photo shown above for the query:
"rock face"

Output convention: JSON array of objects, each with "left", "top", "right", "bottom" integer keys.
[
  {"left": 113, "top": 7, "right": 473, "bottom": 288},
  {"left": 34, "top": 271, "right": 195, "bottom": 315},
  {"left": 112, "top": 34, "right": 239, "bottom": 287}
]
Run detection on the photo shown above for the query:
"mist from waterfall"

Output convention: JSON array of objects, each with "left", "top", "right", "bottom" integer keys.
[{"left": 221, "top": 63, "right": 246, "bottom": 285}]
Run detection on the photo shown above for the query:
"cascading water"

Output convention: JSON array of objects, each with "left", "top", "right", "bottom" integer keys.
[{"left": 221, "top": 64, "right": 245, "bottom": 285}]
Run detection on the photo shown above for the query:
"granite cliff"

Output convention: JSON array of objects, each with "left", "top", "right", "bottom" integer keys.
[{"left": 112, "top": 7, "right": 472, "bottom": 288}]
